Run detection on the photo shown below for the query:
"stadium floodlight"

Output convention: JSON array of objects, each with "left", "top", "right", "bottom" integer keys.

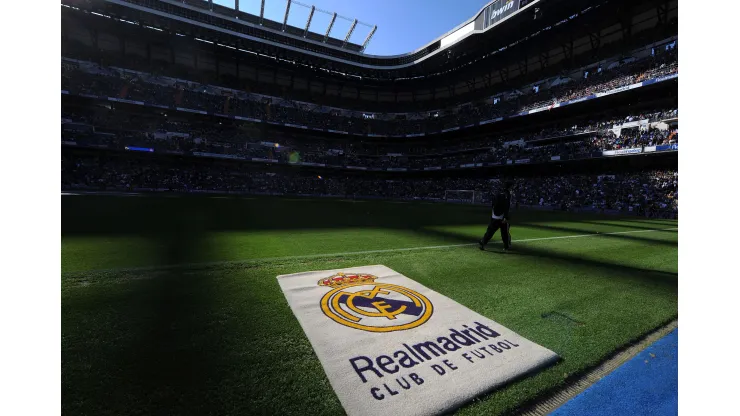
[
  {"left": 324, "top": 12, "right": 337, "bottom": 42},
  {"left": 361, "top": 25, "right": 377, "bottom": 53},
  {"left": 342, "top": 19, "right": 358, "bottom": 48},
  {"left": 260, "top": 0, "right": 265, "bottom": 24},
  {"left": 282, "top": 0, "right": 292, "bottom": 32},
  {"left": 304, "top": 5, "right": 315, "bottom": 37}
]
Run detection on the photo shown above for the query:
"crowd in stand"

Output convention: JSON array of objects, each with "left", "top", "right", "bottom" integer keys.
[
  {"left": 592, "top": 128, "right": 678, "bottom": 151},
  {"left": 516, "top": 50, "right": 678, "bottom": 113},
  {"left": 513, "top": 171, "right": 678, "bottom": 214},
  {"left": 61, "top": 46, "right": 677, "bottom": 136},
  {"left": 61, "top": 153, "right": 678, "bottom": 216},
  {"left": 62, "top": 105, "right": 678, "bottom": 170}
]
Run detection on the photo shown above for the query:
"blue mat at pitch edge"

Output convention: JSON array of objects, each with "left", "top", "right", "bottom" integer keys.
[{"left": 550, "top": 329, "right": 677, "bottom": 416}]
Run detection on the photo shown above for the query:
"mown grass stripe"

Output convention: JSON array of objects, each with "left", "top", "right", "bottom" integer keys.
[{"left": 63, "top": 227, "right": 677, "bottom": 276}]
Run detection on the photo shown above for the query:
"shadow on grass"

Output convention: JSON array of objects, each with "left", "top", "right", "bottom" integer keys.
[
  {"left": 517, "top": 222, "right": 677, "bottom": 248},
  {"left": 61, "top": 195, "right": 672, "bottom": 236},
  {"left": 416, "top": 227, "right": 677, "bottom": 288},
  {"left": 619, "top": 218, "right": 679, "bottom": 226},
  {"left": 62, "top": 210, "right": 232, "bottom": 415},
  {"left": 581, "top": 220, "right": 679, "bottom": 232}
]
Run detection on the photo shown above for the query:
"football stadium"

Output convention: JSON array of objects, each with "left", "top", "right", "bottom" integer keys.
[{"left": 60, "top": 0, "right": 678, "bottom": 415}]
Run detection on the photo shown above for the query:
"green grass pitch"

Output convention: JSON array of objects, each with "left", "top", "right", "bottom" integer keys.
[{"left": 61, "top": 195, "right": 677, "bottom": 415}]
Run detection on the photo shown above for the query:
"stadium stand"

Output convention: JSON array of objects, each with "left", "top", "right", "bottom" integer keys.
[
  {"left": 61, "top": 0, "right": 678, "bottom": 218},
  {"left": 62, "top": 151, "right": 677, "bottom": 218},
  {"left": 61, "top": 47, "right": 677, "bottom": 136},
  {"left": 62, "top": 106, "right": 677, "bottom": 170}
]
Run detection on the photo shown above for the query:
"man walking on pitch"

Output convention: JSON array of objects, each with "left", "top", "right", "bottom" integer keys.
[{"left": 479, "top": 182, "right": 512, "bottom": 251}]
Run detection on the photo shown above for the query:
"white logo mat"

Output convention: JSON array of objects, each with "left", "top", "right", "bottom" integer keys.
[{"left": 277, "top": 265, "right": 559, "bottom": 416}]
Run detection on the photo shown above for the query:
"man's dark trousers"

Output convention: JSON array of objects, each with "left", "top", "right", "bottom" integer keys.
[{"left": 481, "top": 218, "right": 511, "bottom": 249}]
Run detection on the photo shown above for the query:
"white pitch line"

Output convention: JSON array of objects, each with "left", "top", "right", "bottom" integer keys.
[{"left": 64, "top": 227, "right": 677, "bottom": 275}]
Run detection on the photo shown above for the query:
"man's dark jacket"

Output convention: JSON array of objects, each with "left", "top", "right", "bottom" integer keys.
[{"left": 491, "top": 191, "right": 511, "bottom": 220}]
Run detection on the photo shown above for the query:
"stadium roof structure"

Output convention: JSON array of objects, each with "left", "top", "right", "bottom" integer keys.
[
  {"left": 65, "top": 0, "right": 570, "bottom": 74},
  {"left": 62, "top": 0, "right": 677, "bottom": 111}
]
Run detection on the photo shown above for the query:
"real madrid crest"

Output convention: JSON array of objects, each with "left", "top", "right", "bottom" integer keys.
[{"left": 318, "top": 272, "right": 433, "bottom": 332}]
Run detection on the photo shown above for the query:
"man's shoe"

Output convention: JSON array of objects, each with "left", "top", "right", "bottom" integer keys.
[{"left": 478, "top": 240, "right": 485, "bottom": 251}]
